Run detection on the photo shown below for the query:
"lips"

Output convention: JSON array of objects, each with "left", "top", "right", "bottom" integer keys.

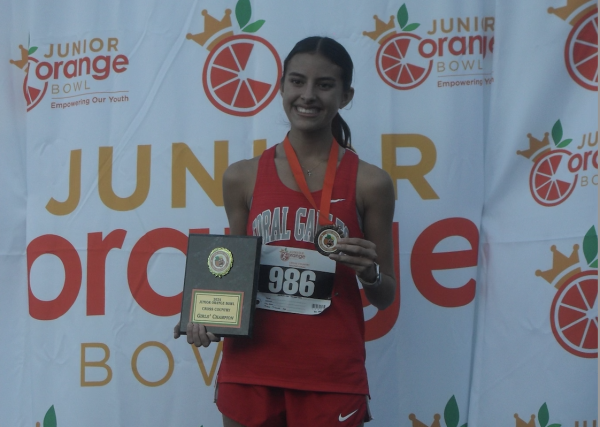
[{"left": 295, "top": 105, "right": 320, "bottom": 114}]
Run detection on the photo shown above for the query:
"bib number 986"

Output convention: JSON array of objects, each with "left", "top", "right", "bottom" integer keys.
[{"left": 268, "top": 267, "right": 316, "bottom": 297}]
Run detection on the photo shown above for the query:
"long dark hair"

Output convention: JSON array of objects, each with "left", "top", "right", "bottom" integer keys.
[{"left": 281, "top": 37, "right": 354, "bottom": 150}]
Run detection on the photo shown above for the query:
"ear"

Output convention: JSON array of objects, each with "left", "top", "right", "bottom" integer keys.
[{"left": 340, "top": 87, "right": 354, "bottom": 109}]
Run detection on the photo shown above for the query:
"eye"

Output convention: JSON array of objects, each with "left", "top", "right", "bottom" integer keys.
[{"left": 288, "top": 77, "right": 303, "bottom": 86}]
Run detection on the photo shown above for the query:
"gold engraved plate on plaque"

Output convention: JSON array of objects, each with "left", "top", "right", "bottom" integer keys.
[
  {"left": 191, "top": 290, "right": 243, "bottom": 328},
  {"left": 207, "top": 247, "right": 233, "bottom": 277}
]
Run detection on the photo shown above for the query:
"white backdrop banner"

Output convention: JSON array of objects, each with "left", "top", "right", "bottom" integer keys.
[{"left": 1, "top": 0, "right": 596, "bottom": 426}]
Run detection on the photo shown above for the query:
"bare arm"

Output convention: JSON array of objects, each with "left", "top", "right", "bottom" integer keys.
[
  {"left": 329, "top": 161, "right": 396, "bottom": 310},
  {"left": 222, "top": 158, "right": 256, "bottom": 236}
]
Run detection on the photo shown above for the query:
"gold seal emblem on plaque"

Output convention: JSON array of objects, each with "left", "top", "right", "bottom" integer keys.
[{"left": 208, "top": 247, "right": 233, "bottom": 277}]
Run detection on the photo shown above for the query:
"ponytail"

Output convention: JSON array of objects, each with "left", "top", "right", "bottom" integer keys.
[{"left": 332, "top": 113, "right": 353, "bottom": 151}]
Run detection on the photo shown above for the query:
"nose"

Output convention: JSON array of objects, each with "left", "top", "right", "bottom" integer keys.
[{"left": 300, "top": 83, "right": 316, "bottom": 102}]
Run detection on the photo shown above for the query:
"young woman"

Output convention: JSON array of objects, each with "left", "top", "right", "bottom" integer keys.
[{"left": 176, "top": 36, "right": 396, "bottom": 427}]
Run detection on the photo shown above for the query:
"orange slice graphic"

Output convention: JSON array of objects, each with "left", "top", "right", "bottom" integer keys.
[
  {"left": 376, "top": 33, "right": 432, "bottom": 90},
  {"left": 23, "top": 57, "right": 48, "bottom": 112},
  {"left": 565, "top": 8, "right": 598, "bottom": 91},
  {"left": 551, "top": 270, "right": 598, "bottom": 358},
  {"left": 203, "top": 34, "right": 281, "bottom": 116},
  {"left": 529, "top": 149, "right": 577, "bottom": 206}
]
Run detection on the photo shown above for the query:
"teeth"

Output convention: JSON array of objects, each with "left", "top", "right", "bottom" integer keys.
[{"left": 297, "top": 106, "right": 318, "bottom": 114}]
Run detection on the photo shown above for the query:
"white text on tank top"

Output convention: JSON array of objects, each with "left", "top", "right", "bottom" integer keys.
[{"left": 251, "top": 207, "right": 349, "bottom": 244}]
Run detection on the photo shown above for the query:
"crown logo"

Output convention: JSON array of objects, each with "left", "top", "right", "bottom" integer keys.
[
  {"left": 575, "top": 421, "right": 598, "bottom": 427},
  {"left": 517, "top": 132, "right": 551, "bottom": 161},
  {"left": 536, "top": 244, "right": 581, "bottom": 289},
  {"left": 186, "top": 9, "right": 234, "bottom": 51},
  {"left": 35, "top": 405, "right": 56, "bottom": 427},
  {"left": 408, "top": 413, "right": 441, "bottom": 427},
  {"left": 409, "top": 396, "right": 467, "bottom": 427},
  {"left": 363, "top": 15, "right": 396, "bottom": 44},
  {"left": 514, "top": 413, "right": 536, "bottom": 427},
  {"left": 548, "top": 0, "right": 596, "bottom": 24},
  {"left": 9, "top": 44, "right": 31, "bottom": 70}
]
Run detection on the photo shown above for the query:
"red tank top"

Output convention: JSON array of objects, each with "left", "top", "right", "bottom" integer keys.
[{"left": 217, "top": 144, "right": 368, "bottom": 394}]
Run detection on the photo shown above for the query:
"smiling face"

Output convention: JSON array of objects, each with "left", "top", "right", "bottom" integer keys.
[{"left": 280, "top": 53, "right": 354, "bottom": 138}]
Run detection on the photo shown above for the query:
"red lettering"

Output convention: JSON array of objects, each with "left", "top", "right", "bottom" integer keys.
[
  {"left": 53, "top": 61, "right": 64, "bottom": 79},
  {"left": 568, "top": 153, "right": 582, "bottom": 173},
  {"left": 361, "top": 222, "right": 401, "bottom": 341},
  {"left": 87, "top": 230, "right": 126, "bottom": 315},
  {"left": 36, "top": 62, "right": 53, "bottom": 80},
  {"left": 438, "top": 37, "right": 448, "bottom": 56},
  {"left": 112, "top": 54, "right": 129, "bottom": 73},
  {"left": 468, "top": 35, "right": 483, "bottom": 55},
  {"left": 92, "top": 55, "right": 111, "bottom": 80},
  {"left": 189, "top": 228, "right": 210, "bottom": 235},
  {"left": 28, "top": 234, "right": 82, "bottom": 320},
  {"left": 78, "top": 57, "right": 91, "bottom": 76},
  {"left": 592, "top": 150, "right": 598, "bottom": 169},
  {"left": 448, "top": 36, "right": 466, "bottom": 55},
  {"left": 127, "top": 228, "right": 186, "bottom": 316},
  {"left": 63, "top": 60, "right": 78, "bottom": 78},
  {"left": 418, "top": 39, "right": 437, "bottom": 58},
  {"left": 411, "top": 218, "right": 478, "bottom": 307},
  {"left": 583, "top": 150, "right": 592, "bottom": 171}
]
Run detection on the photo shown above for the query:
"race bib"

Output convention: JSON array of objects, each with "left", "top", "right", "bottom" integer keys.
[{"left": 257, "top": 245, "right": 336, "bottom": 315}]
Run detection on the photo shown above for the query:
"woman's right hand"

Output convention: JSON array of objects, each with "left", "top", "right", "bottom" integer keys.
[{"left": 173, "top": 321, "right": 221, "bottom": 347}]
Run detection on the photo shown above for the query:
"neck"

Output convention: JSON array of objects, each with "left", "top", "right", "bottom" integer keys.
[{"left": 287, "top": 127, "right": 335, "bottom": 161}]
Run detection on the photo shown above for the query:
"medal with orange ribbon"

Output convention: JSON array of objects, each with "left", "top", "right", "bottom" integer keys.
[{"left": 283, "top": 135, "right": 345, "bottom": 256}]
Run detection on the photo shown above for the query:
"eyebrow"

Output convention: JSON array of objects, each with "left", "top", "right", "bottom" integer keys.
[{"left": 286, "top": 72, "right": 337, "bottom": 82}]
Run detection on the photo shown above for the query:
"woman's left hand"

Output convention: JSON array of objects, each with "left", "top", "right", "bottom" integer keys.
[{"left": 328, "top": 237, "right": 379, "bottom": 283}]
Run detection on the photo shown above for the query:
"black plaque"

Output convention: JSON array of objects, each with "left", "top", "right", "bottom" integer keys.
[{"left": 179, "top": 234, "right": 262, "bottom": 337}]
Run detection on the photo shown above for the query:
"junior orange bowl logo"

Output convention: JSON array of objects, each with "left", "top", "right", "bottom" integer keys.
[
  {"left": 364, "top": 5, "right": 432, "bottom": 90},
  {"left": 550, "top": 270, "right": 597, "bottom": 357},
  {"left": 517, "top": 120, "right": 598, "bottom": 206},
  {"left": 10, "top": 45, "right": 48, "bottom": 112},
  {"left": 548, "top": 0, "right": 598, "bottom": 91},
  {"left": 187, "top": 0, "right": 281, "bottom": 116},
  {"left": 364, "top": 4, "right": 495, "bottom": 91},
  {"left": 535, "top": 226, "right": 598, "bottom": 358}
]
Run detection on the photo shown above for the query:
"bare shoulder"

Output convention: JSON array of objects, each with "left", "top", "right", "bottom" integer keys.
[
  {"left": 356, "top": 159, "right": 394, "bottom": 195},
  {"left": 223, "top": 156, "right": 259, "bottom": 185},
  {"left": 223, "top": 156, "right": 260, "bottom": 208},
  {"left": 356, "top": 159, "right": 395, "bottom": 215}
]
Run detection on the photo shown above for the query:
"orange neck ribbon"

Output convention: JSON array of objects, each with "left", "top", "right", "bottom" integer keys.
[{"left": 283, "top": 135, "right": 339, "bottom": 226}]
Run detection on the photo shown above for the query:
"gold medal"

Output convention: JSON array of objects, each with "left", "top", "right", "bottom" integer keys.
[
  {"left": 284, "top": 136, "right": 342, "bottom": 257},
  {"left": 207, "top": 247, "right": 233, "bottom": 277},
  {"left": 314, "top": 225, "right": 344, "bottom": 256}
]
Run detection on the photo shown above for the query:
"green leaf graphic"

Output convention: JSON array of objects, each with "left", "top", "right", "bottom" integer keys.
[
  {"left": 538, "top": 403, "right": 549, "bottom": 427},
  {"left": 583, "top": 226, "right": 598, "bottom": 267},
  {"left": 44, "top": 405, "right": 57, "bottom": 427},
  {"left": 403, "top": 23, "right": 420, "bottom": 31},
  {"left": 397, "top": 4, "right": 409, "bottom": 29},
  {"left": 235, "top": 0, "right": 252, "bottom": 29},
  {"left": 556, "top": 138, "right": 572, "bottom": 148},
  {"left": 444, "top": 396, "right": 460, "bottom": 427},
  {"left": 460, "top": 424, "right": 468, "bottom": 427},
  {"left": 242, "top": 19, "right": 265, "bottom": 33},
  {"left": 28, "top": 46, "right": 38, "bottom": 55},
  {"left": 591, "top": 259, "right": 598, "bottom": 268},
  {"left": 548, "top": 424, "right": 561, "bottom": 427},
  {"left": 551, "top": 120, "right": 563, "bottom": 146}
]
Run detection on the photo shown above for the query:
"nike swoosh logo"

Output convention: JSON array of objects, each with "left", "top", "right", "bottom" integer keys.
[
  {"left": 339, "top": 410, "right": 358, "bottom": 422},
  {"left": 330, "top": 199, "right": 346, "bottom": 203}
]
